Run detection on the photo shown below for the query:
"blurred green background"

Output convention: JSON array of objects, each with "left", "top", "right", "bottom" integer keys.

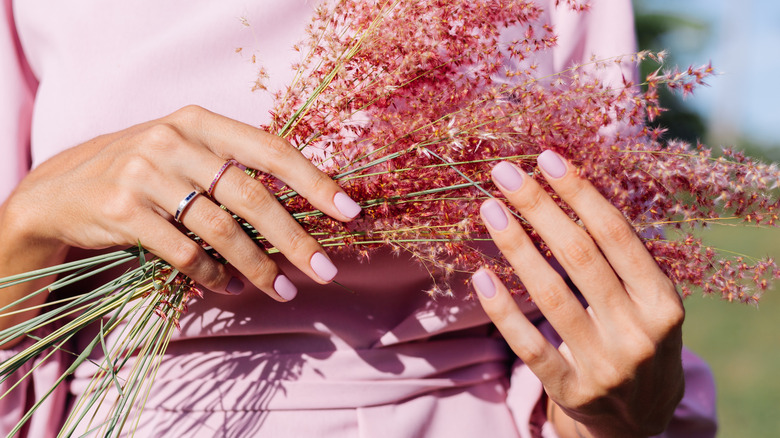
[{"left": 634, "top": 1, "right": 780, "bottom": 436}]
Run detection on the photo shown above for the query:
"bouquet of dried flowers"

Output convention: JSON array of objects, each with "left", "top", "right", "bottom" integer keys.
[{"left": 1, "top": 0, "right": 778, "bottom": 435}]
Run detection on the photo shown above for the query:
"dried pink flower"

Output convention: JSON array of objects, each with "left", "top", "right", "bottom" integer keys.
[{"left": 244, "top": 0, "right": 779, "bottom": 303}]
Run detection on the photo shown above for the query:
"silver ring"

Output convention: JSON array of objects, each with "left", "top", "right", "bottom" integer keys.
[{"left": 174, "top": 190, "right": 201, "bottom": 223}]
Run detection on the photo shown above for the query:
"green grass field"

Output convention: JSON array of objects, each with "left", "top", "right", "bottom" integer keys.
[{"left": 680, "top": 225, "right": 780, "bottom": 437}]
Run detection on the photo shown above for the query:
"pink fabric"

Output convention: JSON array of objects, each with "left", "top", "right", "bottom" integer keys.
[
  {"left": 0, "top": 0, "right": 34, "bottom": 203},
  {"left": 0, "top": 324, "right": 69, "bottom": 437},
  {"left": 1, "top": 1, "right": 716, "bottom": 437}
]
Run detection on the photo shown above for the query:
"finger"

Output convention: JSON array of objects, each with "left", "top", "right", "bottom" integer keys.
[
  {"left": 132, "top": 211, "right": 238, "bottom": 296},
  {"left": 472, "top": 268, "right": 569, "bottom": 387},
  {"left": 137, "top": 124, "right": 338, "bottom": 287},
  {"left": 144, "top": 162, "right": 300, "bottom": 300},
  {"left": 209, "top": 167, "right": 339, "bottom": 285},
  {"left": 479, "top": 198, "right": 594, "bottom": 345},
  {"left": 173, "top": 193, "right": 302, "bottom": 301},
  {"left": 165, "top": 106, "right": 362, "bottom": 222},
  {"left": 217, "top": 163, "right": 342, "bottom": 286},
  {"left": 490, "top": 161, "right": 631, "bottom": 314},
  {"left": 535, "top": 151, "right": 676, "bottom": 300}
]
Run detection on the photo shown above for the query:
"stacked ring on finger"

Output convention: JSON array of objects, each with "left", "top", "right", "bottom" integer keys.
[
  {"left": 174, "top": 190, "right": 202, "bottom": 223},
  {"left": 206, "top": 159, "right": 239, "bottom": 197}
]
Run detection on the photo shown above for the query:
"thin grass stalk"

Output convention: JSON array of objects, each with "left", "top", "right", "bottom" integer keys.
[{"left": 60, "top": 289, "right": 165, "bottom": 436}]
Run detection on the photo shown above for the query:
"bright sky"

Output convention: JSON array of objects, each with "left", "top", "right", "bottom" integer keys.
[{"left": 640, "top": 0, "right": 780, "bottom": 148}]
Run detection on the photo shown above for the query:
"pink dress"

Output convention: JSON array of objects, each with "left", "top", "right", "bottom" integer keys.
[{"left": 1, "top": 0, "right": 717, "bottom": 436}]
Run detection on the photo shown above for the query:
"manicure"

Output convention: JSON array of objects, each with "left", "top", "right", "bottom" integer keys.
[
  {"left": 480, "top": 199, "right": 509, "bottom": 231},
  {"left": 274, "top": 274, "right": 298, "bottom": 301},
  {"left": 537, "top": 150, "right": 567, "bottom": 178},
  {"left": 334, "top": 192, "right": 362, "bottom": 219},
  {"left": 472, "top": 269, "right": 497, "bottom": 299},
  {"left": 491, "top": 161, "right": 524, "bottom": 191},
  {"left": 226, "top": 277, "right": 244, "bottom": 295},
  {"left": 310, "top": 252, "right": 338, "bottom": 282}
]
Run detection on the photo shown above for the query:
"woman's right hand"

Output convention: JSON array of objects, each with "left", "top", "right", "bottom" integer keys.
[{"left": 1, "top": 105, "right": 361, "bottom": 303}]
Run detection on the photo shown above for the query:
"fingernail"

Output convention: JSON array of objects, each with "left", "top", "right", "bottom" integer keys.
[
  {"left": 273, "top": 274, "right": 298, "bottom": 301},
  {"left": 538, "top": 150, "right": 567, "bottom": 178},
  {"left": 491, "top": 162, "right": 524, "bottom": 191},
  {"left": 226, "top": 277, "right": 244, "bottom": 295},
  {"left": 472, "top": 269, "right": 497, "bottom": 299},
  {"left": 310, "top": 252, "right": 338, "bottom": 282},
  {"left": 333, "top": 192, "right": 361, "bottom": 219},
  {"left": 480, "top": 199, "right": 508, "bottom": 231}
]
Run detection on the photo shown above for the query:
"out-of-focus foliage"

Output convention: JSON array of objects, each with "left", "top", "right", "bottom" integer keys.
[
  {"left": 633, "top": 2, "right": 708, "bottom": 145},
  {"left": 633, "top": 0, "right": 780, "bottom": 163}
]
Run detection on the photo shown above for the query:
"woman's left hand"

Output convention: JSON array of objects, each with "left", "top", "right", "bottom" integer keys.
[{"left": 472, "top": 151, "right": 685, "bottom": 437}]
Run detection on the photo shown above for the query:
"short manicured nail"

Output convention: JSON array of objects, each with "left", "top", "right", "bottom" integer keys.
[
  {"left": 538, "top": 150, "right": 567, "bottom": 178},
  {"left": 472, "top": 269, "right": 497, "bottom": 299},
  {"left": 491, "top": 161, "right": 524, "bottom": 191},
  {"left": 274, "top": 274, "right": 298, "bottom": 301},
  {"left": 334, "top": 192, "right": 361, "bottom": 219},
  {"left": 226, "top": 277, "right": 244, "bottom": 295},
  {"left": 310, "top": 252, "right": 338, "bottom": 282},
  {"left": 480, "top": 199, "right": 508, "bottom": 231}
]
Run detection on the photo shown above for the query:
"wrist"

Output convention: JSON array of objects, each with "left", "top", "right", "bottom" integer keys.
[
  {"left": 0, "top": 200, "right": 70, "bottom": 345},
  {"left": 0, "top": 200, "right": 69, "bottom": 269}
]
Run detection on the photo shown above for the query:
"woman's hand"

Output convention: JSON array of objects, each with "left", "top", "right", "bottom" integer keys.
[
  {"left": 1, "top": 105, "right": 361, "bottom": 304},
  {"left": 473, "top": 151, "right": 685, "bottom": 437}
]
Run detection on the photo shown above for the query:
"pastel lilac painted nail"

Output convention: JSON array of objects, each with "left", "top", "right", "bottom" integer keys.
[
  {"left": 472, "top": 270, "right": 497, "bottom": 299},
  {"left": 274, "top": 274, "right": 298, "bottom": 301},
  {"left": 310, "top": 252, "right": 338, "bottom": 282},
  {"left": 225, "top": 277, "right": 244, "bottom": 295},
  {"left": 480, "top": 199, "right": 508, "bottom": 231},
  {"left": 491, "top": 161, "right": 524, "bottom": 191},
  {"left": 334, "top": 192, "right": 362, "bottom": 219},
  {"left": 538, "top": 150, "right": 567, "bottom": 178}
]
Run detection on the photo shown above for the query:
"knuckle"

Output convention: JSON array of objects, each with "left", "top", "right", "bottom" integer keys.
[
  {"left": 486, "top": 302, "right": 514, "bottom": 326},
  {"left": 657, "top": 297, "right": 685, "bottom": 333},
  {"left": 496, "top": 231, "right": 530, "bottom": 257},
  {"left": 237, "top": 177, "right": 274, "bottom": 209},
  {"left": 101, "top": 191, "right": 143, "bottom": 223},
  {"left": 536, "top": 281, "right": 571, "bottom": 314},
  {"left": 644, "top": 278, "right": 685, "bottom": 332},
  {"left": 170, "top": 240, "right": 203, "bottom": 273},
  {"left": 283, "top": 226, "right": 316, "bottom": 254},
  {"left": 598, "top": 212, "right": 636, "bottom": 245},
  {"left": 560, "top": 236, "right": 598, "bottom": 267},
  {"left": 514, "top": 185, "right": 546, "bottom": 213},
  {"left": 140, "top": 123, "right": 183, "bottom": 152},
  {"left": 667, "top": 302, "right": 686, "bottom": 329},
  {"left": 243, "top": 254, "right": 278, "bottom": 287},
  {"left": 263, "top": 136, "right": 295, "bottom": 159},
  {"left": 557, "top": 176, "right": 588, "bottom": 200},
  {"left": 198, "top": 267, "right": 226, "bottom": 291},
  {"left": 119, "top": 155, "right": 153, "bottom": 181},
  {"left": 304, "top": 170, "right": 332, "bottom": 194},
  {"left": 171, "top": 104, "right": 208, "bottom": 123},
  {"left": 627, "top": 336, "right": 657, "bottom": 364},
  {"left": 200, "top": 209, "right": 239, "bottom": 241},
  {"left": 589, "top": 361, "right": 631, "bottom": 396},
  {"left": 513, "top": 338, "right": 547, "bottom": 366}
]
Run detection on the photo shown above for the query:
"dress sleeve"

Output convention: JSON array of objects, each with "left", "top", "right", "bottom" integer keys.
[
  {"left": 504, "top": 1, "right": 717, "bottom": 437},
  {"left": 1, "top": 0, "right": 35, "bottom": 205}
]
